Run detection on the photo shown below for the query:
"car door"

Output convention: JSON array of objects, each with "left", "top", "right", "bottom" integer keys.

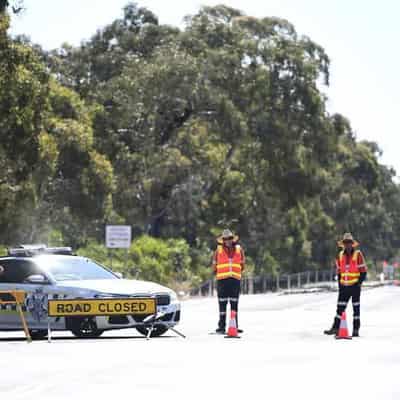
[
  {"left": 0, "top": 259, "right": 27, "bottom": 329},
  {"left": 0, "top": 259, "right": 50, "bottom": 329},
  {"left": 0, "top": 260, "right": 20, "bottom": 329}
]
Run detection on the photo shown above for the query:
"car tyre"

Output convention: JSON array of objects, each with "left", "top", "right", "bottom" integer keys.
[
  {"left": 136, "top": 324, "right": 169, "bottom": 337},
  {"left": 29, "top": 329, "right": 48, "bottom": 340},
  {"left": 68, "top": 317, "right": 104, "bottom": 338}
]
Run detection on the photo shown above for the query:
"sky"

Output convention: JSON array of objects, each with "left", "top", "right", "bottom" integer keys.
[{"left": 9, "top": 0, "right": 400, "bottom": 178}]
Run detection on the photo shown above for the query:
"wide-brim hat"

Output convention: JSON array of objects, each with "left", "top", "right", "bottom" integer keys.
[
  {"left": 217, "top": 229, "right": 239, "bottom": 244},
  {"left": 337, "top": 232, "right": 359, "bottom": 248}
]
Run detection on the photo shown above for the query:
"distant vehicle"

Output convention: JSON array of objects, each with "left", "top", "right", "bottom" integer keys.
[{"left": 0, "top": 245, "right": 180, "bottom": 339}]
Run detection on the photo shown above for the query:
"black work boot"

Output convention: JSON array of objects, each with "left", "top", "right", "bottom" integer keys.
[
  {"left": 215, "top": 316, "right": 226, "bottom": 334},
  {"left": 324, "top": 318, "right": 340, "bottom": 335},
  {"left": 324, "top": 326, "right": 338, "bottom": 335},
  {"left": 352, "top": 319, "right": 360, "bottom": 337},
  {"left": 215, "top": 327, "right": 225, "bottom": 334},
  {"left": 235, "top": 315, "right": 243, "bottom": 334}
]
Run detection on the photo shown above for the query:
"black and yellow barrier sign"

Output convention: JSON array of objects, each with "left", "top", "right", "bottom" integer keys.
[
  {"left": 48, "top": 298, "right": 156, "bottom": 317},
  {"left": 0, "top": 290, "right": 31, "bottom": 342},
  {"left": 0, "top": 290, "right": 25, "bottom": 304}
]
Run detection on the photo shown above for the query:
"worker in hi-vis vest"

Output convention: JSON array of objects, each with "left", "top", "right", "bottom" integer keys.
[
  {"left": 324, "top": 232, "right": 367, "bottom": 337},
  {"left": 212, "top": 229, "right": 245, "bottom": 334}
]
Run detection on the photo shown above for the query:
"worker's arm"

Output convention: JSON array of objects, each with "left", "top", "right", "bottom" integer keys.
[
  {"left": 358, "top": 271, "right": 367, "bottom": 284},
  {"left": 240, "top": 247, "right": 245, "bottom": 273},
  {"left": 211, "top": 250, "right": 218, "bottom": 275},
  {"left": 357, "top": 251, "right": 367, "bottom": 284},
  {"left": 335, "top": 257, "right": 341, "bottom": 286}
]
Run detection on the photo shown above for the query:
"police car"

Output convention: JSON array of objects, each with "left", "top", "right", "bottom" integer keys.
[{"left": 0, "top": 245, "right": 181, "bottom": 339}]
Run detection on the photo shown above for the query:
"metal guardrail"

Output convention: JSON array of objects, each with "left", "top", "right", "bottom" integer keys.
[{"left": 190, "top": 268, "right": 337, "bottom": 297}]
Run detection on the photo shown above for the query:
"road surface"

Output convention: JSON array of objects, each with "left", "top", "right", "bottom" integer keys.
[{"left": 1, "top": 285, "right": 399, "bottom": 400}]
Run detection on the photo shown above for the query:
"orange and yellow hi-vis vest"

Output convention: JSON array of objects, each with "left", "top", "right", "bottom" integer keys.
[
  {"left": 337, "top": 249, "right": 366, "bottom": 286},
  {"left": 215, "top": 244, "right": 243, "bottom": 281}
]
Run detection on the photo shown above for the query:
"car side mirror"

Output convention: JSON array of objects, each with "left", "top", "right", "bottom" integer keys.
[
  {"left": 25, "top": 274, "right": 48, "bottom": 284},
  {"left": 114, "top": 272, "right": 123, "bottom": 279}
]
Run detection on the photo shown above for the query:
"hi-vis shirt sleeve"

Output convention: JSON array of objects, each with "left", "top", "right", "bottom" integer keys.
[
  {"left": 240, "top": 247, "right": 245, "bottom": 272},
  {"left": 357, "top": 251, "right": 367, "bottom": 272},
  {"left": 211, "top": 250, "right": 218, "bottom": 273},
  {"left": 335, "top": 257, "right": 340, "bottom": 274}
]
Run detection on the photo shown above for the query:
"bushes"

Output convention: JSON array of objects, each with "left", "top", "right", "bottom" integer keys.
[{"left": 77, "top": 235, "right": 210, "bottom": 291}]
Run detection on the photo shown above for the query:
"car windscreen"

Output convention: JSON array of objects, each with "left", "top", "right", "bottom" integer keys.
[{"left": 34, "top": 256, "right": 118, "bottom": 281}]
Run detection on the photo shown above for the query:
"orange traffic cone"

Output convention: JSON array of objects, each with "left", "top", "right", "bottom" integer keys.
[
  {"left": 335, "top": 312, "right": 352, "bottom": 340},
  {"left": 225, "top": 310, "right": 240, "bottom": 338}
]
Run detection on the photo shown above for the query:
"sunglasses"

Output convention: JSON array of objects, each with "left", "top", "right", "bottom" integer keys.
[{"left": 223, "top": 237, "right": 234, "bottom": 240}]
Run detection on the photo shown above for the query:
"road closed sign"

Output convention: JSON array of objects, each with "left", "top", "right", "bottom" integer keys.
[
  {"left": 48, "top": 298, "right": 156, "bottom": 317},
  {"left": 106, "top": 225, "right": 132, "bottom": 248}
]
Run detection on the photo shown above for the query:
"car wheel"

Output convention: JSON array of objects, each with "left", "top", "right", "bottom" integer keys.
[
  {"left": 136, "top": 325, "right": 169, "bottom": 337},
  {"left": 29, "top": 329, "right": 48, "bottom": 340},
  {"left": 68, "top": 317, "right": 104, "bottom": 338}
]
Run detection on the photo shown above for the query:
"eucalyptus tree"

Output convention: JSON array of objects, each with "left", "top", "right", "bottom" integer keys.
[
  {"left": 0, "top": 6, "right": 114, "bottom": 245},
  {"left": 41, "top": 3, "right": 400, "bottom": 273}
]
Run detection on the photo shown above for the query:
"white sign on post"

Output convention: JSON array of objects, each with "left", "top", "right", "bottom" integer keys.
[{"left": 106, "top": 225, "right": 132, "bottom": 248}]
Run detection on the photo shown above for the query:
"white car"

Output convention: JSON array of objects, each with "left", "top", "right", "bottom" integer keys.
[{"left": 0, "top": 246, "right": 181, "bottom": 339}]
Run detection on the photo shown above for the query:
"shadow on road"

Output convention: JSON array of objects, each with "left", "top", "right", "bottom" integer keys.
[{"left": 0, "top": 334, "right": 178, "bottom": 342}]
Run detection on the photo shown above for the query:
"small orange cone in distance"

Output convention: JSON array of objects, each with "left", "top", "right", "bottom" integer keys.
[
  {"left": 225, "top": 310, "right": 240, "bottom": 338},
  {"left": 335, "top": 312, "right": 352, "bottom": 340}
]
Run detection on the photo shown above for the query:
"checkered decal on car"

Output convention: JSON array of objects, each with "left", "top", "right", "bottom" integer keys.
[
  {"left": 0, "top": 293, "right": 67, "bottom": 313},
  {"left": 0, "top": 303, "right": 26, "bottom": 312}
]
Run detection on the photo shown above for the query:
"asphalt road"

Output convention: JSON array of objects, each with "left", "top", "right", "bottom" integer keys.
[{"left": 1, "top": 285, "right": 400, "bottom": 400}]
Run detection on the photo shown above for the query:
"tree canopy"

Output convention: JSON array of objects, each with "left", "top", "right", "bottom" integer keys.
[{"left": 1, "top": 2, "right": 399, "bottom": 288}]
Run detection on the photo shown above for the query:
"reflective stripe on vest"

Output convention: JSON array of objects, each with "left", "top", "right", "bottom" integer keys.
[
  {"left": 338, "top": 250, "right": 361, "bottom": 286},
  {"left": 215, "top": 244, "right": 242, "bottom": 280}
]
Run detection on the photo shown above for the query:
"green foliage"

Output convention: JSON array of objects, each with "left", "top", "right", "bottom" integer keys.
[
  {"left": 76, "top": 239, "right": 113, "bottom": 265},
  {"left": 1, "top": 3, "right": 400, "bottom": 288},
  {"left": 77, "top": 235, "right": 200, "bottom": 291},
  {"left": 0, "top": 244, "right": 7, "bottom": 256},
  {"left": 129, "top": 235, "right": 193, "bottom": 288}
]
